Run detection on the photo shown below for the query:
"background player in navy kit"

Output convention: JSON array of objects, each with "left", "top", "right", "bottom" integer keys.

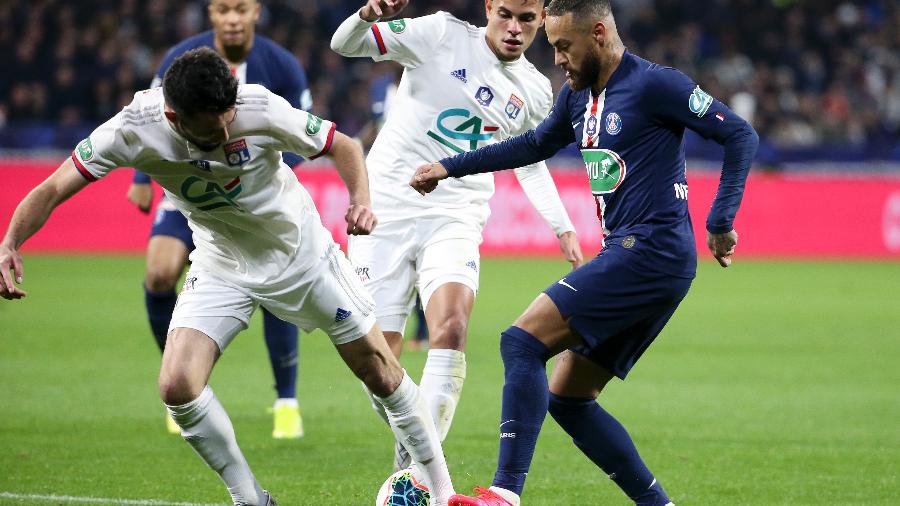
[
  {"left": 412, "top": 0, "right": 758, "bottom": 504},
  {"left": 125, "top": 0, "right": 311, "bottom": 439}
]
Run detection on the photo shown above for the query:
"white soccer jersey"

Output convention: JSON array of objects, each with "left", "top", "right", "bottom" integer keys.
[
  {"left": 332, "top": 11, "right": 574, "bottom": 233},
  {"left": 72, "top": 84, "right": 337, "bottom": 287}
]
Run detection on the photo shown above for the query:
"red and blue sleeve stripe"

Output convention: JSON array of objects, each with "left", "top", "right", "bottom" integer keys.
[
  {"left": 70, "top": 152, "right": 97, "bottom": 182},
  {"left": 371, "top": 24, "right": 387, "bottom": 55},
  {"left": 309, "top": 122, "right": 337, "bottom": 160}
]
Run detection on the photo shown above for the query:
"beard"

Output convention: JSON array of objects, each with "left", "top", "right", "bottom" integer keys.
[{"left": 568, "top": 49, "right": 602, "bottom": 91}]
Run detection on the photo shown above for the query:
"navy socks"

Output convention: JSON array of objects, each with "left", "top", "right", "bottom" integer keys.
[
  {"left": 548, "top": 393, "right": 670, "bottom": 505},
  {"left": 492, "top": 326, "right": 552, "bottom": 496},
  {"left": 262, "top": 309, "right": 299, "bottom": 399},
  {"left": 144, "top": 286, "right": 177, "bottom": 352}
]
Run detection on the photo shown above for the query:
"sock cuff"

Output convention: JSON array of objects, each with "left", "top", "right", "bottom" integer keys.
[
  {"left": 144, "top": 285, "right": 177, "bottom": 299},
  {"left": 166, "top": 385, "right": 213, "bottom": 426},
  {"left": 548, "top": 393, "right": 597, "bottom": 408},
  {"left": 274, "top": 397, "right": 298, "bottom": 408},
  {"left": 501, "top": 326, "right": 552, "bottom": 361},
  {"left": 423, "top": 348, "right": 466, "bottom": 377},
  {"left": 375, "top": 371, "right": 416, "bottom": 412}
]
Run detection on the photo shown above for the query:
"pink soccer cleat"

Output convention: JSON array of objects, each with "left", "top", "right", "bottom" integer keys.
[{"left": 449, "top": 487, "right": 513, "bottom": 506}]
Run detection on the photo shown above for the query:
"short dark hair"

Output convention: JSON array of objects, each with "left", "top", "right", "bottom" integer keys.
[
  {"left": 163, "top": 47, "right": 238, "bottom": 117},
  {"left": 546, "top": 0, "right": 612, "bottom": 19}
]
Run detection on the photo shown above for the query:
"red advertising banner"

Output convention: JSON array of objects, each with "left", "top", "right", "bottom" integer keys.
[{"left": 2, "top": 160, "right": 900, "bottom": 258}]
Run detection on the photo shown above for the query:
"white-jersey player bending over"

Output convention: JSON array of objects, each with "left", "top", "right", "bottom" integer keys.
[
  {"left": 331, "top": 0, "right": 583, "bottom": 469},
  {"left": 0, "top": 48, "right": 455, "bottom": 506}
]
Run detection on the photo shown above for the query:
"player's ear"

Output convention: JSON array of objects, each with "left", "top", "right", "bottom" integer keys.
[
  {"left": 252, "top": 0, "right": 261, "bottom": 22},
  {"left": 592, "top": 20, "right": 606, "bottom": 46},
  {"left": 485, "top": 0, "right": 493, "bottom": 18},
  {"left": 164, "top": 110, "right": 177, "bottom": 123}
]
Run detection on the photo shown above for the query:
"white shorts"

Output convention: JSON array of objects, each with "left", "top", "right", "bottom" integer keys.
[
  {"left": 168, "top": 247, "right": 376, "bottom": 350},
  {"left": 348, "top": 216, "right": 481, "bottom": 333}
]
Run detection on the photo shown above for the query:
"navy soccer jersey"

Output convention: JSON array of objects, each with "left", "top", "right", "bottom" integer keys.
[{"left": 442, "top": 51, "right": 757, "bottom": 278}]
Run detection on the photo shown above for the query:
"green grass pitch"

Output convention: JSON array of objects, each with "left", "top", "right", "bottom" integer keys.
[{"left": 1, "top": 256, "right": 898, "bottom": 505}]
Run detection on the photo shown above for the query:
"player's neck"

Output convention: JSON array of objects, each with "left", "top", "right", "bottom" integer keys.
[
  {"left": 214, "top": 38, "right": 253, "bottom": 65},
  {"left": 592, "top": 45, "right": 625, "bottom": 94}
]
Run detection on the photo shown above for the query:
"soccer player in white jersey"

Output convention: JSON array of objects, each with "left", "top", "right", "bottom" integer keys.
[
  {"left": 330, "top": 0, "right": 584, "bottom": 470},
  {"left": 0, "top": 48, "right": 455, "bottom": 506}
]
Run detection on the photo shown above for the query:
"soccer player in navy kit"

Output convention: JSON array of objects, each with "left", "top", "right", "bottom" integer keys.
[
  {"left": 411, "top": 0, "right": 758, "bottom": 504},
  {"left": 125, "top": 0, "right": 311, "bottom": 439}
]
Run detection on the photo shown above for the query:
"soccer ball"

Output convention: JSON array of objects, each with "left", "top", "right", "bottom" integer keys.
[{"left": 375, "top": 466, "right": 430, "bottom": 506}]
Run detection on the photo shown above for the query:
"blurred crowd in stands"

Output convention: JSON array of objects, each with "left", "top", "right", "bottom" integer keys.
[{"left": 1, "top": 0, "right": 898, "bottom": 162}]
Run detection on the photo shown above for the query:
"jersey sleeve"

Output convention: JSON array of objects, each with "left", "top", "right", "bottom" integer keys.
[
  {"left": 442, "top": 87, "right": 575, "bottom": 177},
  {"left": 330, "top": 11, "right": 448, "bottom": 68},
  {"left": 646, "top": 67, "right": 759, "bottom": 233},
  {"left": 266, "top": 91, "right": 337, "bottom": 160},
  {"left": 71, "top": 113, "right": 134, "bottom": 182}
]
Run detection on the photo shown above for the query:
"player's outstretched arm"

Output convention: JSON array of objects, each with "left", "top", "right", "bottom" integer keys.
[
  {"left": 0, "top": 157, "right": 90, "bottom": 299},
  {"left": 327, "top": 131, "right": 378, "bottom": 235}
]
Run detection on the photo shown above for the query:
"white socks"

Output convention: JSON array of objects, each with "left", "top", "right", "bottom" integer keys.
[
  {"left": 167, "top": 386, "right": 264, "bottom": 506},
  {"left": 419, "top": 349, "right": 466, "bottom": 441},
  {"left": 376, "top": 372, "right": 455, "bottom": 503}
]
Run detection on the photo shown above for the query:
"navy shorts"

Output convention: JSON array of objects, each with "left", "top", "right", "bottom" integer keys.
[
  {"left": 150, "top": 201, "right": 194, "bottom": 250},
  {"left": 544, "top": 245, "right": 692, "bottom": 379}
]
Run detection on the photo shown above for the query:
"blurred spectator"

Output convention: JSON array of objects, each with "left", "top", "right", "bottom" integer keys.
[{"left": 0, "top": 0, "right": 898, "bottom": 161}]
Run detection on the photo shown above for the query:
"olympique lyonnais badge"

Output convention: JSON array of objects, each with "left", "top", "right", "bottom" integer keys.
[
  {"left": 505, "top": 94, "right": 524, "bottom": 119},
  {"left": 224, "top": 139, "right": 251, "bottom": 166}
]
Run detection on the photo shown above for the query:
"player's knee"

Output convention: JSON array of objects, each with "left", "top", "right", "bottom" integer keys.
[
  {"left": 548, "top": 393, "right": 592, "bottom": 421},
  {"left": 145, "top": 265, "right": 180, "bottom": 292},
  {"left": 429, "top": 315, "right": 468, "bottom": 350},
  {"left": 157, "top": 369, "right": 201, "bottom": 406},
  {"left": 500, "top": 326, "right": 552, "bottom": 366}
]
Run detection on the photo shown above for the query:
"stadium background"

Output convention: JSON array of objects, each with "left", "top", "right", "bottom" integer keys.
[{"left": 1, "top": 1, "right": 898, "bottom": 505}]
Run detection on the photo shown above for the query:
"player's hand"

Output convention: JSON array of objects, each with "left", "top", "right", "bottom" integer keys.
[
  {"left": 346, "top": 203, "right": 378, "bottom": 235},
  {"left": 127, "top": 183, "right": 153, "bottom": 214},
  {"left": 0, "top": 243, "right": 26, "bottom": 300},
  {"left": 707, "top": 229, "right": 738, "bottom": 268},
  {"left": 558, "top": 231, "right": 584, "bottom": 270},
  {"left": 359, "top": 0, "right": 409, "bottom": 22},
  {"left": 409, "top": 162, "right": 449, "bottom": 195}
]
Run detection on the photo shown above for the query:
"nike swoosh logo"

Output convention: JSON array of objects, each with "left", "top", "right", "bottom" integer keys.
[
  {"left": 572, "top": 121, "right": 582, "bottom": 128},
  {"left": 558, "top": 278, "right": 578, "bottom": 291},
  {"left": 499, "top": 419, "right": 516, "bottom": 428}
]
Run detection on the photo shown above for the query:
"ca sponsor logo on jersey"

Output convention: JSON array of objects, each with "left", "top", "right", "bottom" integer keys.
[
  {"left": 475, "top": 86, "right": 494, "bottom": 107},
  {"left": 224, "top": 139, "right": 251, "bottom": 167},
  {"left": 505, "top": 94, "right": 524, "bottom": 119},
  {"left": 76, "top": 138, "right": 94, "bottom": 161},
  {"left": 689, "top": 85, "right": 713, "bottom": 117},
  {"left": 582, "top": 149, "right": 626, "bottom": 195},
  {"left": 388, "top": 19, "right": 407, "bottom": 33},
  {"left": 605, "top": 112, "right": 622, "bottom": 135},
  {"left": 306, "top": 114, "right": 323, "bottom": 135},
  {"left": 180, "top": 175, "right": 244, "bottom": 211},
  {"left": 426, "top": 108, "right": 497, "bottom": 154}
]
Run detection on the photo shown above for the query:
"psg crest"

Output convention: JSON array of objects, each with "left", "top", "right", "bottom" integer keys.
[{"left": 605, "top": 112, "right": 622, "bottom": 135}]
